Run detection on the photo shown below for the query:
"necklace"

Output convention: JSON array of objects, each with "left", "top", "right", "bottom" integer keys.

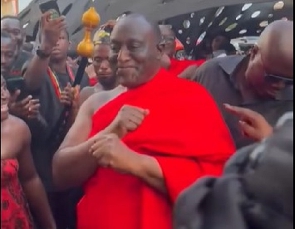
[{"left": 47, "top": 64, "right": 75, "bottom": 98}]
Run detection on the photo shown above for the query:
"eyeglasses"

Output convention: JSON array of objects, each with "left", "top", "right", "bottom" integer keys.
[
  {"left": 161, "top": 36, "right": 175, "bottom": 44},
  {"left": 265, "top": 73, "right": 293, "bottom": 86},
  {"left": 257, "top": 45, "right": 293, "bottom": 86}
]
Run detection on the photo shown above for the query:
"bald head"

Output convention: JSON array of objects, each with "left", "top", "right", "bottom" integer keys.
[
  {"left": 110, "top": 13, "right": 164, "bottom": 88},
  {"left": 116, "top": 13, "right": 162, "bottom": 44},
  {"left": 258, "top": 20, "right": 293, "bottom": 77},
  {"left": 245, "top": 20, "right": 293, "bottom": 99}
]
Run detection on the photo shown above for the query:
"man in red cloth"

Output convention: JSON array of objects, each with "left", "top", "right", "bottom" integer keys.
[
  {"left": 159, "top": 24, "right": 206, "bottom": 76},
  {"left": 52, "top": 13, "right": 235, "bottom": 229}
]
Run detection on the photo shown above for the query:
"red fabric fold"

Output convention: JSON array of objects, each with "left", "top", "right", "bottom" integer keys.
[{"left": 77, "top": 68, "right": 235, "bottom": 229}]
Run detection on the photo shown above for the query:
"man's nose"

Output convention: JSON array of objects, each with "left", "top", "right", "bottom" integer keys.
[
  {"left": 100, "top": 60, "right": 109, "bottom": 69},
  {"left": 117, "top": 46, "right": 130, "bottom": 63}
]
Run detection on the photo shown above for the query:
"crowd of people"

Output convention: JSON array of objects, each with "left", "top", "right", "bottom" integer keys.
[{"left": 1, "top": 8, "right": 293, "bottom": 229}]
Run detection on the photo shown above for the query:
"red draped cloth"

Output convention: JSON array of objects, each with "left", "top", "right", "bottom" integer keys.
[
  {"left": 77, "top": 68, "right": 235, "bottom": 229},
  {"left": 169, "top": 58, "right": 206, "bottom": 76}
]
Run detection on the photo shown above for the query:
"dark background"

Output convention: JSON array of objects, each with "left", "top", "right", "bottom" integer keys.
[{"left": 19, "top": 0, "right": 293, "bottom": 53}]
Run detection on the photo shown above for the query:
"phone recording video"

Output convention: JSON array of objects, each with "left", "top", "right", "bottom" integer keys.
[{"left": 39, "top": 0, "right": 61, "bottom": 20}]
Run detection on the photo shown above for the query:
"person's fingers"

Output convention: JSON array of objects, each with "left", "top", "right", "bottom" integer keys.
[
  {"left": 29, "top": 99, "right": 40, "bottom": 105},
  {"left": 224, "top": 104, "right": 257, "bottom": 120},
  {"left": 89, "top": 137, "right": 107, "bottom": 154},
  {"left": 238, "top": 120, "right": 258, "bottom": 140},
  {"left": 128, "top": 114, "right": 144, "bottom": 126},
  {"left": 20, "top": 95, "right": 32, "bottom": 106},
  {"left": 42, "top": 11, "right": 52, "bottom": 23},
  {"left": 60, "top": 99, "right": 71, "bottom": 106},
  {"left": 29, "top": 103, "right": 40, "bottom": 112},
  {"left": 124, "top": 121, "right": 139, "bottom": 131},
  {"left": 10, "top": 89, "right": 21, "bottom": 102},
  {"left": 123, "top": 106, "right": 149, "bottom": 117}
]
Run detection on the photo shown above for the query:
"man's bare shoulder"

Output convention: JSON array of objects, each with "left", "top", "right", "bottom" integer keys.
[
  {"left": 86, "top": 86, "right": 126, "bottom": 111},
  {"left": 81, "top": 89, "right": 113, "bottom": 114},
  {"left": 80, "top": 86, "right": 95, "bottom": 95}
]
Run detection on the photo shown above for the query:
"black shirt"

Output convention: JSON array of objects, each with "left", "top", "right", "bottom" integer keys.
[
  {"left": 193, "top": 55, "right": 293, "bottom": 149},
  {"left": 31, "top": 67, "right": 89, "bottom": 191},
  {"left": 9, "top": 49, "right": 33, "bottom": 77}
]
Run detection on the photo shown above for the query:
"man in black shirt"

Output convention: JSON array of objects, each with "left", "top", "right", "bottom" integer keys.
[
  {"left": 24, "top": 12, "right": 88, "bottom": 229},
  {"left": 1, "top": 15, "right": 33, "bottom": 78},
  {"left": 192, "top": 20, "right": 293, "bottom": 149}
]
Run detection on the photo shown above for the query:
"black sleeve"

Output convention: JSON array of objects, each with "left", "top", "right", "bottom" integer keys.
[
  {"left": 26, "top": 114, "right": 49, "bottom": 142},
  {"left": 192, "top": 60, "right": 219, "bottom": 84}
]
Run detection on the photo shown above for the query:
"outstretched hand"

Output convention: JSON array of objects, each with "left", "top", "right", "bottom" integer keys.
[{"left": 224, "top": 104, "right": 273, "bottom": 141}]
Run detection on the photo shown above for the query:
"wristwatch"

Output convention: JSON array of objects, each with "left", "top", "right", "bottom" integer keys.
[{"left": 36, "top": 48, "right": 51, "bottom": 59}]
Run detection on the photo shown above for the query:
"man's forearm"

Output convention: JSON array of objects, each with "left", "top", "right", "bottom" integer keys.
[
  {"left": 131, "top": 154, "right": 167, "bottom": 194},
  {"left": 23, "top": 43, "right": 52, "bottom": 91},
  {"left": 52, "top": 138, "right": 98, "bottom": 190},
  {"left": 22, "top": 176, "right": 56, "bottom": 229}
]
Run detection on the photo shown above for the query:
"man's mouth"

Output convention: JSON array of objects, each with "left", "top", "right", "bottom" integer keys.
[
  {"left": 99, "top": 74, "right": 112, "bottom": 78},
  {"left": 51, "top": 48, "right": 61, "bottom": 54},
  {"left": 117, "top": 66, "right": 135, "bottom": 69}
]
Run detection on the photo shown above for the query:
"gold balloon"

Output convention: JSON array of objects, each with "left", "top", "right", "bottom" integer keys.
[
  {"left": 82, "top": 7, "right": 100, "bottom": 28},
  {"left": 77, "top": 7, "right": 100, "bottom": 57}
]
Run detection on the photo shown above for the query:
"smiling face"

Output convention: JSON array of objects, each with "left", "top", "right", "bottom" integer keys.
[
  {"left": 110, "top": 15, "right": 162, "bottom": 88},
  {"left": 92, "top": 43, "right": 117, "bottom": 90},
  {"left": 1, "top": 75, "right": 10, "bottom": 121},
  {"left": 1, "top": 18, "right": 24, "bottom": 50}
]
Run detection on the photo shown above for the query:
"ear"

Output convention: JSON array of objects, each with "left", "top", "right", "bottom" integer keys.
[
  {"left": 156, "top": 43, "right": 164, "bottom": 60},
  {"left": 249, "top": 45, "right": 259, "bottom": 60}
]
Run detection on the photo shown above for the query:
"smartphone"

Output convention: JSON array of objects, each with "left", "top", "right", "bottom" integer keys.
[
  {"left": 39, "top": 0, "right": 60, "bottom": 20},
  {"left": 6, "top": 77, "right": 25, "bottom": 93}
]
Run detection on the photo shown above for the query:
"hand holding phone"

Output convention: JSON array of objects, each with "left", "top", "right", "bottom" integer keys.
[
  {"left": 39, "top": 0, "right": 61, "bottom": 19},
  {"left": 39, "top": 1, "right": 66, "bottom": 50}
]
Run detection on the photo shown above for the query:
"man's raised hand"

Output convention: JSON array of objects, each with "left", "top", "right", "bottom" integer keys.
[{"left": 40, "top": 12, "right": 66, "bottom": 51}]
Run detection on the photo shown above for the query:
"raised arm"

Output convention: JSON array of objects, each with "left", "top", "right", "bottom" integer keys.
[{"left": 23, "top": 12, "right": 66, "bottom": 91}]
